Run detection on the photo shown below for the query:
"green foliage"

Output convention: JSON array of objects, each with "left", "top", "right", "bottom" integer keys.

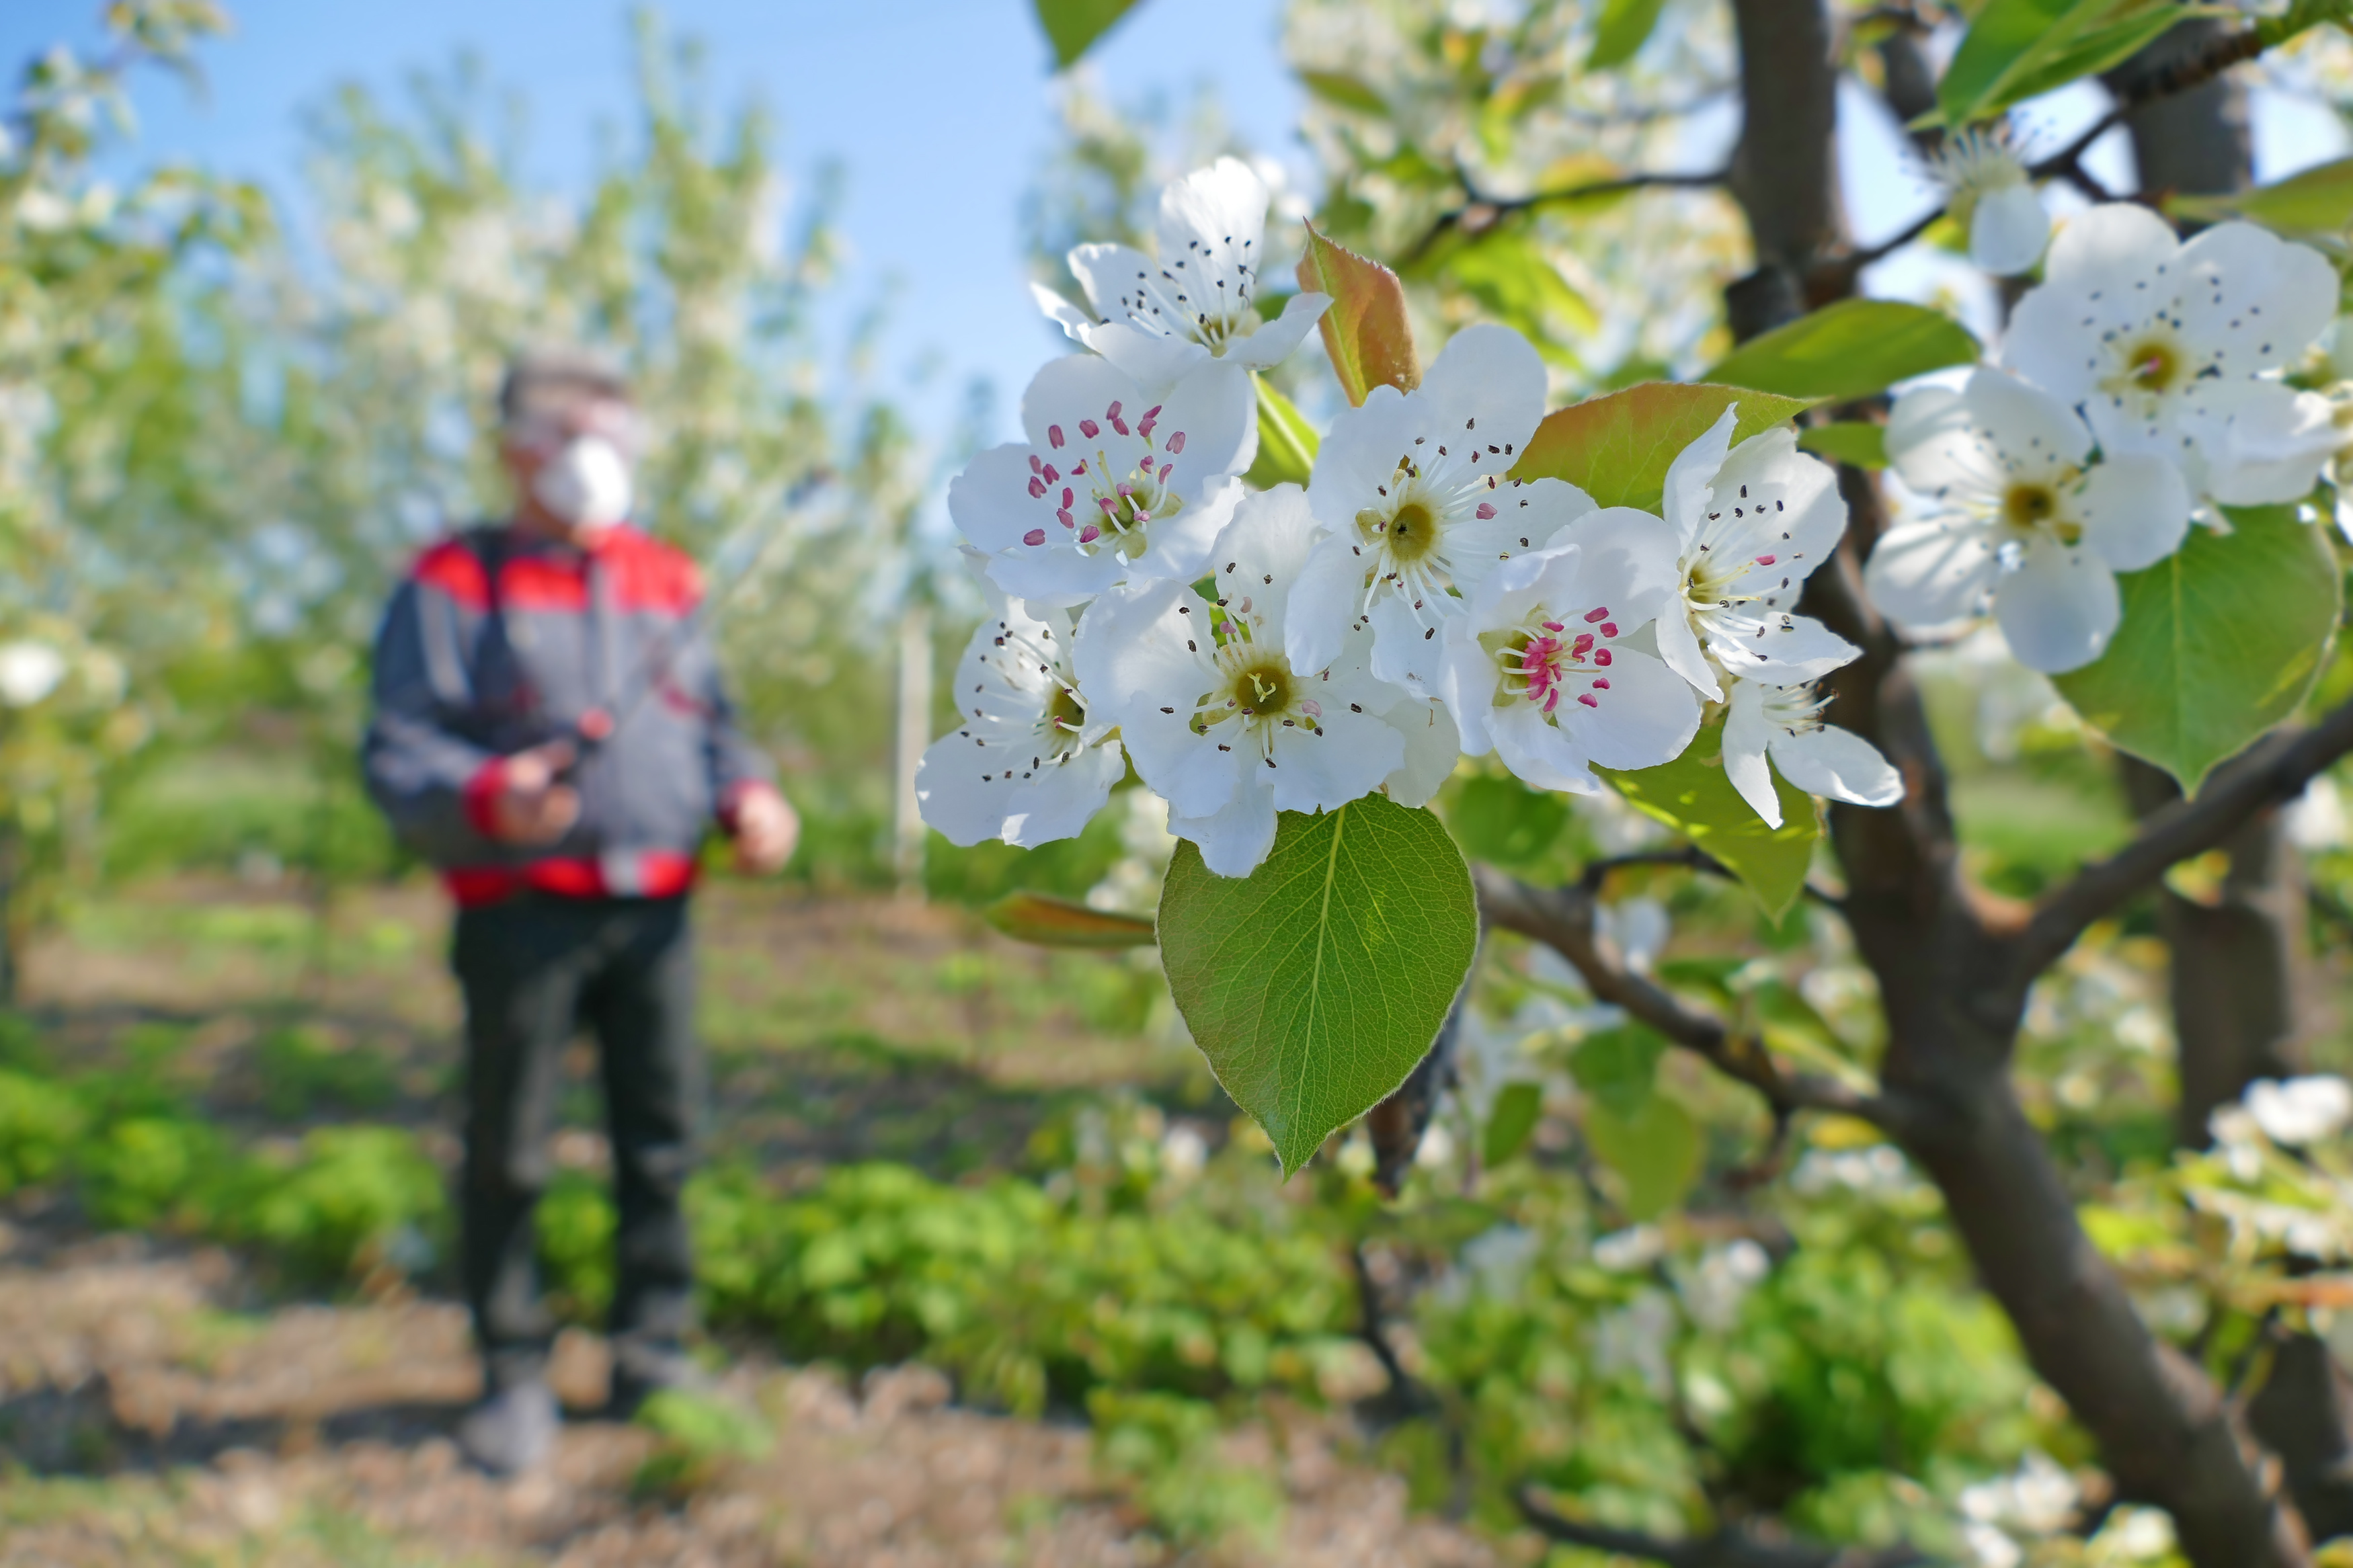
[
  {"left": 1033, "top": 0, "right": 1146, "bottom": 69},
  {"left": 1158, "top": 798, "right": 1478, "bottom": 1173},
  {"left": 0, "top": 1068, "right": 87, "bottom": 1194},
  {"left": 1586, "top": 1092, "right": 1702, "bottom": 1220},
  {"left": 1483, "top": 1080, "right": 1544, "bottom": 1166},
  {"left": 1447, "top": 773, "right": 1570, "bottom": 870},
  {"left": 1297, "top": 225, "right": 1421, "bottom": 407},
  {"left": 1936, "top": 0, "right": 2186, "bottom": 128},
  {"left": 1088, "top": 1389, "right": 1285, "bottom": 1547},
  {"left": 81, "top": 1114, "right": 230, "bottom": 1231},
  {"left": 1703, "top": 300, "right": 1981, "bottom": 404},
  {"left": 2054, "top": 506, "right": 2342, "bottom": 790},
  {"left": 539, "top": 1171, "right": 619, "bottom": 1324},
  {"left": 983, "top": 890, "right": 1156, "bottom": 949},
  {"left": 1587, "top": 0, "right": 1671, "bottom": 69},
  {"left": 1601, "top": 722, "right": 1819, "bottom": 918},
  {"left": 1429, "top": 225, "right": 1597, "bottom": 355},
  {"left": 2169, "top": 155, "right": 2353, "bottom": 237},
  {"left": 1511, "top": 383, "right": 1813, "bottom": 512},
  {"left": 253, "top": 1027, "right": 399, "bottom": 1121},
  {"left": 237, "top": 1127, "right": 445, "bottom": 1286},
  {"left": 1244, "top": 374, "right": 1321, "bottom": 490},
  {"left": 631, "top": 1388, "right": 774, "bottom": 1499},
  {"left": 923, "top": 806, "right": 1129, "bottom": 907},
  {"left": 1797, "top": 422, "right": 1888, "bottom": 470}
]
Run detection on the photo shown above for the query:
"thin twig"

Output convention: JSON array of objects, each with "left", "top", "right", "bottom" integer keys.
[
  {"left": 1474, "top": 865, "right": 1895, "bottom": 1127},
  {"left": 2018, "top": 698, "right": 2353, "bottom": 977},
  {"left": 1401, "top": 167, "right": 1726, "bottom": 266},
  {"left": 1517, "top": 1487, "right": 1933, "bottom": 1567}
]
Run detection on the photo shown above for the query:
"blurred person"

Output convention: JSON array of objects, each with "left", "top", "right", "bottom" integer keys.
[{"left": 362, "top": 347, "right": 798, "bottom": 1476}]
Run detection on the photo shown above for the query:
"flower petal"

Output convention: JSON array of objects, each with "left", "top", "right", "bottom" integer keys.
[
  {"left": 1863, "top": 519, "right": 2000, "bottom": 630},
  {"left": 1991, "top": 532, "right": 2119, "bottom": 674},
  {"left": 2180, "top": 380, "right": 2343, "bottom": 507},
  {"left": 1366, "top": 587, "right": 1452, "bottom": 694},
  {"left": 1156, "top": 157, "right": 1267, "bottom": 263},
  {"left": 1417, "top": 322, "right": 1550, "bottom": 454},
  {"left": 1032, "top": 281, "right": 1096, "bottom": 346},
  {"left": 1720, "top": 681, "right": 1782, "bottom": 829},
  {"left": 1708, "top": 612, "right": 1860, "bottom": 685},
  {"left": 1968, "top": 183, "right": 2050, "bottom": 276},
  {"left": 1269, "top": 701, "right": 1403, "bottom": 814},
  {"left": 1066, "top": 242, "right": 1154, "bottom": 325},
  {"left": 1208, "top": 484, "right": 1318, "bottom": 648},
  {"left": 1654, "top": 599, "right": 1720, "bottom": 700},
  {"left": 1663, "top": 405, "right": 1740, "bottom": 553},
  {"left": 1170, "top": 780, "right": 1280, "bottom": 878},
  {"left": 1572, "top": 646, "right": 1702, "bottom": 772},
  {"left": 949, "top": 442, "right": 1053, "bottom": 556},
  {"left": 1072, "top": 580, "right": 1239, "bottom": 817},
  {"left": 2073, "top": 453, "right": 2190, "bottom": 572},
  {"left": 2004, "top": 204, "right": 2180, "bottom": 403},
  {"left": 1088, "top": 320, "right": 1214, "bottom": 386},
  {"left": 1769, "top": 723, "right": 1901, "bottom": 808},
  {"left": 1380, "top": 695, "right": 1460, "bottom": 809},
  {"left": 2176, "top": 220, "right": 2338, "bottom": 378},
  {"left": 1225, "top": 290, "right": 1332, "bottom": 369},
  {"left": 1705, "top": 426, "right": 1847, "bottom": 595},
  {"left": 1002, "top": 741, "right": 1129, "bottom": 848},
  {"left": 1489, "top": 700, "right": 1601, "bottom": 795},
  {"left": 1283, "top": 528, "right": 1372, "bottom": 678},
  {"left": 1306, "top": 380, "right": 1419, "bottom": 535}
]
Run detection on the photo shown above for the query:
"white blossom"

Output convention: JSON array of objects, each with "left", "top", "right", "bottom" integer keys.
[
  {"left": 1036, "top": 157, "right": 1332, "bottom": 385},
  {"left": 2243, "top": 1075, "right": 2353, "bottom": 1147},
  {"left": 1721, "top": 679, "right": 1902, "bottom": 830},
  {"left": 1927, "top": 127, "right": 2049, "bottom": 276},
  {"left": 1868, "top": 368, "right": 2190, "bottom": 673},
  {"left": 2005, "top": 204, "right": 2341, "bottom": 506},
  {"left": 1436, "top": 510, "right": 1700, "bottom": 794},
  {"left": 915, "top": 598, "right": 1124, "bottom": 850},
  {"left": 1654, "top": 407, "right": 1860, "bottom": 700},
  {"left": 1075, "top": 485, "right": 1411, "bottom": 876},
  {"left": 949, "top": 353, "right": 1254, "bottom": 607},
  {"left": 0, "top": 641, "right": 65, "bottom": 708},
  {"left": 1287, "top": 324, "right": 1596, "bottom": 696}
]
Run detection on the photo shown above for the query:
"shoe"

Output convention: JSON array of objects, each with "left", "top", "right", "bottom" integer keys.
[
  {"left": 608, "top": 1343, "right": 711, "bottom": 1420},
  {"left": 458, "top": 1377, "right": 559, "bottom": 1477}
]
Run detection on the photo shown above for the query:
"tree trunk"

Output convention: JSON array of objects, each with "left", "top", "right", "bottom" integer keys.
[{"left": 1711, "top": 4, "right": 2315, "bottom": 1558}]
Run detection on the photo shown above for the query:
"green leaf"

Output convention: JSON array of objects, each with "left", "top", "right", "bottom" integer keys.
[
  {"left": 1156, "top": 796, "right": 1478, "bottom": 1175},
  {"left": 1797, "top": 421, "right": 1888, "bottom": 469},
  {"left": 1244, "top": 374, "right": 1320, "bottom": 490},
  {"left": 1437, "top": 226, "right": 1598, "bottom": 346},
  {"left": 1298, "top": 225, "right": 1420, "bottom": 408},
  {"left": 1702, "top": 300, "right": 1979, "bottom": 405},
  {"left": 1936, "top": 0, "right": 2188, "bottom": 128},
  {"left": 2169, "top": 156, "right": 2353, "bottom": 237},
  {"left": 1585, "top": 1091, "right": 1702, "bottom": 1221},
  {"left": 2052, "top": 505, "right": 2342, "bottom": 790},
  {"left": 1300, "top": 70, "right": 1390, "bottom": 116},
  {"left": 1446, "top": 773, "right": 1570, "bottom": 868},
  {"left": 1511, "top": 382, "right": 1814, "bottom": 512},
  {"left": 1569, "top": 1024, "right": 1667, "bottom": 1116},
  {"left": 1033, "top": 0, "right": 1146, "bottom": 68},
  {"left": 1588, "top": 0, "right": 1672, "bottom": 68},
  {"left": 1484, "top": 1081, "right": 1545, "bottom": 1166},
  {"left": 984, "top": 890, "right": 1156, "bottom": 949},
  {"left": 1599, "top": 722, "right": 1818, "bottom": 919}
]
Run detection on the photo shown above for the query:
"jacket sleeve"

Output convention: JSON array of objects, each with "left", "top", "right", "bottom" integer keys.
[
  {"left": 362, "top": 577, "right": 504, "bottom": 866},
  {"left": 690, "top": 618, "right": 778, "bottom": 822}
]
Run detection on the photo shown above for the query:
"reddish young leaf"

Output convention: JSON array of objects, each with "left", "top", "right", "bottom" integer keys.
[
  {"left": 1509, "top": 381, "right": 1812, "bottom": 512},
  {"left": 1296, "top": 225, "right": 1420, "bottom": 407}
]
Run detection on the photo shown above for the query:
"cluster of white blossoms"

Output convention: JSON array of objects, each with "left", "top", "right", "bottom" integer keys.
[
  {"left": 1868, "top": 203, "right": 2342, "bottom": 673},
  {"left": 918, "top": 159, "right": 1901, "bottom": 876}
]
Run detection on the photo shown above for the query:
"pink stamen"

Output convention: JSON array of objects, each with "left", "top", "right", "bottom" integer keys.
[
  {"left": 1112, "top": 416, "right": 1130, "bottom": 436},
  {"left": 1058, "top": 509, "right": 1075, "bottom": 528},
  {"left": 1029, "top": 454, "right": 1042, "bottom": 474},
  {"left": 1591, "top": 678, "right": 1609, "bottom": 690},
  {"left": 1541, "top": 620, "right": 1564, "bottom": 632},
  {"left": 1028, "top": 477, "right": 1047, "bottom": 499},
  {"left": 1049, "top": 425, "right": 1065, "bottom": 449},
  {"left": 1105, "top": 401, "right": 1122, "bottom": 421},
  {"left": 1594, "top": 648, "right": 1612, "bottom": 667},
  {"left": 1476, "top": 503, "right": 1496, "bottom": 519},
  {"left": 1080, "top": 419, "right": 1100, "bottom": 439},
  {"left": 1158, "top": 462, "right": 1173, "bottom": 482},
  {"left": 1755, "top": 554, "right": 1776, "bottom": 566},
  {"left": 1080, "top": 525, "right": 1101, "bottom": 544},
  {"left": 1599, "top": 622, "right": 1618, "bottom": 638},
  {"left": 1071, "top": 460, "right": 1087, "bottom": 475},
  {"left": 1299, "top": 700, "right": 1321, "bottom": 718},
  {"left": 1062, "top": 487, "right": 1074, "bottom": 508},
  {"left": 1570, "top": 632, "right": 1594, "bottom": 656},
  {"left": 1023, "top": 528, "right": 1046, "bottom": 546},
  {"left": 1042, "top": 464, "right": 1059, "bottom": 483},
  {"left": 1583, "top": 606, "right": 1609, "bottom": 624},
  {"left": 1166, "top": 431, "right": 1186, "bottom": 454},
  {"left": 1578, "top": 693, "right": 1599, "bottom": 708}
]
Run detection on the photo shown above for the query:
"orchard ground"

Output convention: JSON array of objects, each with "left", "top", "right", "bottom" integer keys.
[{"left": 0, "top": 872, "right": 1496, "bottom": 1567}]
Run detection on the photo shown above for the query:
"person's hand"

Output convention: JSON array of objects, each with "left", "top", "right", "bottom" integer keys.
[
  {"left": 487, "top": 741, "right": 581, "bottom": 845},
  {"left": 728, "top": 784, "right": 799, "bottom": 876}
]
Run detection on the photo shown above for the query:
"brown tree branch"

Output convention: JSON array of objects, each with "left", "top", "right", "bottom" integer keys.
[
  {"left": 1473, "top": 864, "right": 1897, "bottom": 1128},
  {"left": 1401, "top": 167, "right": 1726, "bottom": 267},
  {"left": 2018, "top": 700, "right": 2353, "bottom": 979},
  {"left": 1517, "top": 1489, "right": 1931, "bottom": 1567}
]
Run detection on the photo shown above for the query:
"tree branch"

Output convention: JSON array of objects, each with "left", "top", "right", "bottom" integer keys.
[
  {"left": 1517, "top": 1489, "right": 1931, "bottom": 1567},
  {"left": 1474, "top": 864, "right": 1895, "bottom": 1127},
  {"left": 1401, "top": 168, "right": 1726, "bottom": 267},
  {"left": 2019, "top": 698, "right": 2353, "bottom": 978}
]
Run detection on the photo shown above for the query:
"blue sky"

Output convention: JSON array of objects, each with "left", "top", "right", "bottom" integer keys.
[{"left": 5, "top": 1, "right": 2346, "bottom": 454}]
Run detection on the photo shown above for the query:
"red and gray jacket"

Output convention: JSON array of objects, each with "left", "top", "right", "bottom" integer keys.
[{"left": 362, "top": 523, "right": 774, "bottom": 906}]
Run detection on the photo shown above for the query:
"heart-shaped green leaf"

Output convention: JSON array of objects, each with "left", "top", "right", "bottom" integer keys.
[
  {"left": 1484, "top": 1080, "right": 1546, "bottom": 1166},
  {"left": 1298, "top": 226, "right": 1420, "bottom": 408},
  {"left": 1510, "top": 382, "right": 1814, "bottom": 512},
  {"left": 2053, "top": 505, "right": 2342, "bottom": 791},
  {"left": 1599, "top": 721, "right": 1819, "bottom": 919},
  {"left": 1156, "top": 796, "right": 1478, "bottom": 1174},
  {"left": 1702, "top": 300, "right": 1979, "bottom": 405},
  {"left": 1587, "top": 0, "right": 1671, "bottom": 68}
]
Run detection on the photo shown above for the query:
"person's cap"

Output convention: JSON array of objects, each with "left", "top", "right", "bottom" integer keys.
[{"left": 498, "top": 345, "right": 631, "bottom": 426}]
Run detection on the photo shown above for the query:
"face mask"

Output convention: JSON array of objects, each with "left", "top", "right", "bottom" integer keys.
[{"left": 531, "top": 435, "right": 634, "bottom": 531}]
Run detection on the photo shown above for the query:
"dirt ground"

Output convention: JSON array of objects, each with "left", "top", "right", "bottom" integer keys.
[{"left": 0, "top": 880, "right": 1513, "bottom": 1567}]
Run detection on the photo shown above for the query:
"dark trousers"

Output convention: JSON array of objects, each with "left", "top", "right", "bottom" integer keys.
[{"left": 452, "top": 893, "right": 702, "bottom": 1394}]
